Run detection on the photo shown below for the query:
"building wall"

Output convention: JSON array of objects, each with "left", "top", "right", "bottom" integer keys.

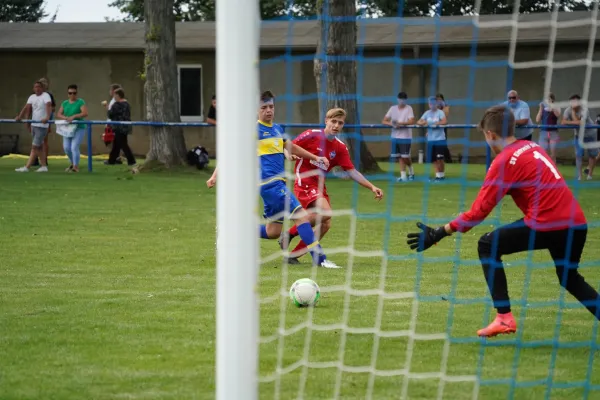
[
  {"left": 437, "top": 43, "right": 600, "bottom": 162},
  {"left": 1, "top": 44, "right": 598, "bottom": 163}
]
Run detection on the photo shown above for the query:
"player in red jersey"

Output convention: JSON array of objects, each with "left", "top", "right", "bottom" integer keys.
[
  {"left": 279, "top": 108, "right": 384, "bottom": 264},
  {"left": 406, "top": 105, "right": 600, "bottom": 338}
]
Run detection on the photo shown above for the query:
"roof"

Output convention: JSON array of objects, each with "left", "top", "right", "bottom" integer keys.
[{"left": 0, "top": 11, "right": 597, "bottom": 52}]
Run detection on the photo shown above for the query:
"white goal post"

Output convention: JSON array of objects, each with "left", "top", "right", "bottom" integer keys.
[{"left": 215, "top": 0, "right": 260, "bottom": 399}]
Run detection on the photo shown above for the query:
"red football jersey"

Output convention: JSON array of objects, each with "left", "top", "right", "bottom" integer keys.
[
  {"left": 449, "top": 141, "right": 586, "bottom": 233},
  {"left": 292, "top": 129, "right": 355, "bottom": 188}
]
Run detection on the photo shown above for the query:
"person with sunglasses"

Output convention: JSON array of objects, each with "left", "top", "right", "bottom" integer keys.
[
  {"left": 57, "top": 84, "right": 88, "bottom": 172},
  {"left": 503, "top": 90, "right": 533, "bottom": 141}
]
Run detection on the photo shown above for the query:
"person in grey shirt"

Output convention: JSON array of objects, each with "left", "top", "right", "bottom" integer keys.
[{"left": 561, "top": 94, "right": 598, "bottom": 180}]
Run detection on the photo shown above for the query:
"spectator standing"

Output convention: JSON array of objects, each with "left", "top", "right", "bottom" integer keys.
[
  {"left": 102, "top": 83, "right": 121, "bottom": 112},
  {"left": 436, "top": 93, "right": 452, "bottom": 163},
  {"left": 536, "top": 92, "right": 561, "bottom": 163},
  {"left": 206, "top": 95, "right": 217, "bottom": 125},
  {"left": 418, "top": 96, "right": 448, "bottom": 181},
  {"left": 107, "top": 88, "right": 136, "bottom": 166},
  {"left": 57, "top": 84, "right": 88, "bottom": 172},
  {"left": 382, "top": 92, "right": 415, "bottom": 182},
  {"left": 561, "top": 94, "right": 598, "bottom": 180},
  {"left": 102, "top": 83, "right": 124, "bottom": 163},
  {"left": 503, "top": 90, "right": 533, "bottom": 141},
  {"left": 14, "top": 80, "right": 52, "bottom": 172},
  {"left": 33, "top": 77, "right": 55, "bottom": 167}
]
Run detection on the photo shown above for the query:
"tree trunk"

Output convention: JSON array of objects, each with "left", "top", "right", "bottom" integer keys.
[
  {"left": 143, "top": 0, "right": 187, "bottom": 168},
  {"left": 313, "top": 0, "right": 381, "bottom": 173}
]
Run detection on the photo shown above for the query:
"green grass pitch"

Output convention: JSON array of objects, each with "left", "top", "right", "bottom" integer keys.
[{"left": 1, "top": 157, "right": 599, "bottom": 400}]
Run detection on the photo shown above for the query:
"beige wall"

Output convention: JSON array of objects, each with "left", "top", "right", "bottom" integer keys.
[
  {"left": 1, "top": 44, "right": 598, "bottom": 163},
  {"left": 437, "top": 43, "right": 600, "bottom": 162}
]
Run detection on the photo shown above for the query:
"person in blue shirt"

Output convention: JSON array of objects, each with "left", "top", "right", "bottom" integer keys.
[
  {"left": 418, "top": 96, "right": 448, "bottom": 181},
  {"left": 206, "top": 91, "right": 341, "bottom": 269},
  {"left": 503, "top": 90, "right": 533, "bottom": 141}
]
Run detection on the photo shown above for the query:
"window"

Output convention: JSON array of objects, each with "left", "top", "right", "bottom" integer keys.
[{"left": 177, "top": 64, "right": 203, "bottom": 121}]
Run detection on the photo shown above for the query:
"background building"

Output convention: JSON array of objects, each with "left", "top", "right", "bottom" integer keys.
[{"left": 0, "top": 11, "right": 598, "bottom": 162}]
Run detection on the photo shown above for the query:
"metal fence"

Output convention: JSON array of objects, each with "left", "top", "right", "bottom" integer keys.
[{"left": 1, "top": 119, "right": 599, "bottom": 172}]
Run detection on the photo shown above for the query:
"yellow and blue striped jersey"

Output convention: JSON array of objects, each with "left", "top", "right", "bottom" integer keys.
[{"left": 257, "top": 120, "right": 286, "bottom": 186}]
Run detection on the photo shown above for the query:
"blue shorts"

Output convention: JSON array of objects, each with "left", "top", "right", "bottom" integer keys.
[
  {"left": 260, "top": 180, "right": 303, "bottom": 223},
  {"left": 575, "top": 137, "right": 599, "bottom": 158}
]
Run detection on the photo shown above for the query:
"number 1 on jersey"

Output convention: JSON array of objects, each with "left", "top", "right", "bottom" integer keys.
[{"left": 533, "top": 151, "right": 561, "bottom": 179}]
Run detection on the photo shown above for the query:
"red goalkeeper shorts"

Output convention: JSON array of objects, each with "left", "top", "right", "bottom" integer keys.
[{"left": 294, "top": 184, "right": 330, "bottom": 210}]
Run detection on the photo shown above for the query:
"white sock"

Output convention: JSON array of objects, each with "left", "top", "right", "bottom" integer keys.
[
  {"left": 400, "top": 171, "right": 407, "bottom": 179},
  {"left": 408, "top": 165, "right": 414, "bottom": 175},
  {"left": 436, "top": 172, "right": 444, "bottom": 178}
]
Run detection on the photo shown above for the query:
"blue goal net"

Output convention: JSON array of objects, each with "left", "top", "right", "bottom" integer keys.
[{"left": 257, "top": 2, "right": 600, "bottom": 400}]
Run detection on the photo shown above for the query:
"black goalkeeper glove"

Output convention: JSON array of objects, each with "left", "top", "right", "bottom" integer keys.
[{"left": 406, "top": 222, "right": 450, "bottom": 252}]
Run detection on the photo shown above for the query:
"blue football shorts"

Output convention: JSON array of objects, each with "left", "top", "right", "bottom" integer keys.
[{"left": 260, "top": 180, "right": 303, "bottom": 223}]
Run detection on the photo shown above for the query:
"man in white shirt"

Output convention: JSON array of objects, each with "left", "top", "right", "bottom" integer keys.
[
  {"left": 14, "top": 80, "right": 52, "bottom": 172},
  {"left": 382, "top": 92, "right": 416, "bottom": 182}
]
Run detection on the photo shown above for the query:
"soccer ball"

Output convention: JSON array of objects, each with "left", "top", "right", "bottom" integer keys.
[{"left": 289, "top": 278, "right": 320, "bottom": 307}]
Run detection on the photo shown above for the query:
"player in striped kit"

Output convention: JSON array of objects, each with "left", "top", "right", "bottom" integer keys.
[{"left": 207, "top": 91, "right": 340, "bottom": 269}]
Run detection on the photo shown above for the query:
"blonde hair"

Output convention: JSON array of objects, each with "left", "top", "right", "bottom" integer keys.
[
  {"left": 325, "top": 108, "right": 346, "bottom": 120},
  {"left": 38, "top": 78, "right": 49, "bottom": 90}
]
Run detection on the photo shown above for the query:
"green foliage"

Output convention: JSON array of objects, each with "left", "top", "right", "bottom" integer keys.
[
  {"left": 145, "top": 24, "right": 161, "bottom": 42},
  {"left": 363, "top": 0, "right": 593, "bottom": 17},
  {"left": 109, "top": 0, "right": 318, "bottom": 21},
  {"left": 110, "top": 0, "right": 594, "bottom": 21},
  {"left": 0, "top": 0, "right": 47, "bottom": 22},
  {"left": 138, "top": 50, "right": 152, "bottom": 81}
]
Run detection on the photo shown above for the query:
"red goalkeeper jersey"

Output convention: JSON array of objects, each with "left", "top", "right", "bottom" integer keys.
[
  {"left": 292, "top": 129, "right": 355, "bottom": 188},
  {"left": 449, "top": 140, "right": 587, "bottom": 233}
]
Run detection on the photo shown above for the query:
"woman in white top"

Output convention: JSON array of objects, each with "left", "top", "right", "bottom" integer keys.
[{"left": 382, "top": 92, "right": 416, "bottom": 182}]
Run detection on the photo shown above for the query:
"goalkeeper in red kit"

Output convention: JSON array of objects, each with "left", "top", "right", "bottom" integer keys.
[
  {"left": 406, "top": 105, "right": 600, "bottom": 338},
  {"left": 280, "top": 108, "right": 384, "bottom": 264}
]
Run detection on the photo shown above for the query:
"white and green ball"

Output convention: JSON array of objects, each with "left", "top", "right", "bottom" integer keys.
[{"left": 289, "top": 278, "right": 320, "bottom": 307}]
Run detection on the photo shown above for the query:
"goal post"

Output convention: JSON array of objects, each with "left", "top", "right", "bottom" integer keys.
[
  {"left": 215, "top": 0, "right": 260, "bottom": 399},
  {"left": 214, "top": 0, "right": 600, "bottom": 398}
]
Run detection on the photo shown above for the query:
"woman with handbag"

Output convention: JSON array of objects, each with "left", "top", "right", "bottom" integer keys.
[
  {"left": 56, "top": 84, "right": 88, "bottom": 172},
  {"left": 106, "top": 88, "right": 136, "bottom": 166}
]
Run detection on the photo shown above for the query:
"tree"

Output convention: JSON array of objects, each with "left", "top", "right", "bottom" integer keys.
[
  {"left": 314, "top": 0, "right": 381, "bottom": 173},
  {"left": 48, "top": 6, "right": 59, "bottom": 22},
  {"left": 109, "top": 0, "right": 318, "bottom": 21},
  {"left": 364, "top": 0, "right": 593, "bottom": 17},
  {"left": 109, "top": 0, "right": 215, "bottom": 21},
  {"left": 142, "top": 0, "right": 188, "bottom": 168},
  {"left": 0, "top": 0, "right": 46, "bottom": 22}
]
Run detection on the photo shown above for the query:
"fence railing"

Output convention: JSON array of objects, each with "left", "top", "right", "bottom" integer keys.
[{"left": 1, "top": 119, "right": 599, "bottom": 172}]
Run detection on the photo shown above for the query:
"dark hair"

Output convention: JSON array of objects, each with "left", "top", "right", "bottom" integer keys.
[
  {"left": 68, "top": 84, "right": 78, "bottom": 91},
  {"left": 397, "top": 92, "right": 408, "bottom": 99},
  {"left": 547, "top": 92, "right": 555, "bottom": 101},
  {"left": 110, "top": 83, "right": 121, "bottom": 91},
  {"left": 260, "top": 90, "right": 274, "bottom": 103},
  {"left": 211, "top": 94, "right": 216, "bottom": 100},
  {"left": 569, "top": 94, "right": 581, "bottom": 100},
  {"left": 478, "top": 105, "right": 515, "bottom": 138},
  {"left": 436, "top": 93, "right": 445, "bottom": 100},
  {"left": 114, "top": 88, "right": 125, "bottom": 98},
  {"left": 34, "top": 80, "right": 43, "bottom": 87}
]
